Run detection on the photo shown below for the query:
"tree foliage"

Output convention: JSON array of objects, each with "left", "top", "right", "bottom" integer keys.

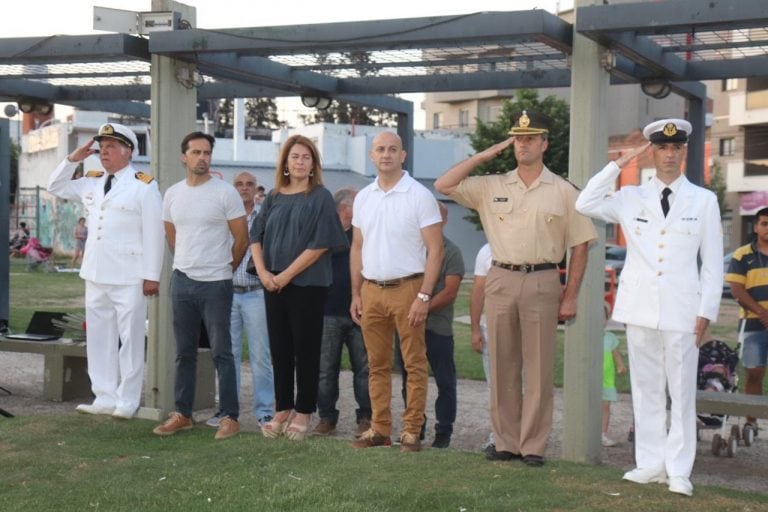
[
  {"left": 213, "top": 98, "right": 282, "bottom": 137},
  {"left": 301, "top": 52, "right": 398, "bottom": 127},
  {"left": 707, "top": 160, "right": 728, "bottom": 215},
  {"left": 469, "top": 89, "right": 571, "bottom": 177}
]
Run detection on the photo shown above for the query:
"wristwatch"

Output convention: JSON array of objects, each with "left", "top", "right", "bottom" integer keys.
[{"left": 416, "top": 292, "right": 431, "bottom": 303}]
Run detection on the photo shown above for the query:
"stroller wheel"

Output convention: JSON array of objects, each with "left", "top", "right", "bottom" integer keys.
[
  {"left": 743, "top": 424, "right": 756, "bottom": 447},
  {"left": 730, "top": 424, "right": 741, "bottom": 443},
  {"left": 712, "top": 433, "right": 723, "bottom": 456},
  {"left": 727, "top": 435, "right": 737, "bottom": 457}
]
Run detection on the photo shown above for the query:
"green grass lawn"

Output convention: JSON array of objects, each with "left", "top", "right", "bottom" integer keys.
[
  {"left": 1, "top": 415, "right": 765, "bottom": 512},
  {"left": 4, "top": 263, "right": 768, "bottom": 510}
]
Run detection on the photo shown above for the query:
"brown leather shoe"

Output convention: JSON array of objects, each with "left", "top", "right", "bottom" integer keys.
[
  {"left": 356, "top": 419, "right": 371, "bottom": 438},
  {"left": 351, "top": 428, "right": 391, "bottom": 449},
  {"left": 399, "top": 432, "right": 421, "bottom": 452},
  {"left": 152, "top": 412, "right": 193, "bottom": 436},
  {"left": 312, "top": 419, "right": 337, "bottom": 436},
  {"left": 215, "top": 416, "right": 240, "bottom": 440}
]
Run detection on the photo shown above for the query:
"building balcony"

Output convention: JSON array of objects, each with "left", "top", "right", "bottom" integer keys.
[
  {"left": 726, "top": 159, "right": 768, "bottom": 192},
  {"left": 729, "top": 90, "right": 768, "bottom": 126}
]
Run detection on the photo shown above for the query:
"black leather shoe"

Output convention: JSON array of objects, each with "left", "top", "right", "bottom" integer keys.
[
  {"left": 485, "top": 445, "right": 521, "bottom": 461},
  {"left": 432, "top": 432, "right": 451, "bottom": 449}
]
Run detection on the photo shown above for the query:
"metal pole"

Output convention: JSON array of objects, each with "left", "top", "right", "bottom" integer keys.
[
  {"left": 0, "top": 119, "right": 10, "bottom": 329},
  {"left": 396, "top": 101, "right": 415, "bottom": 173},
  {"left": 686, "top": 95, "right": 706, "bottom": 186}
]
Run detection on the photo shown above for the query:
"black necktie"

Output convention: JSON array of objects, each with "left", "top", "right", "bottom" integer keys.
[
  {"left": 104, "top": 174, "right": 114, "bottom": 195},
  {"left": 661, "top": 187, "right": 672, "bottom": 217}
]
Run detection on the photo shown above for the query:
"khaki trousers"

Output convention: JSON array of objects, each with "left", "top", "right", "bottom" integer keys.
[
  {"left": 485, "top": 266, "right": 560, "bottom": 457},
  {"left": 360, "top": 279, "right": 427, "bottom": 437}
]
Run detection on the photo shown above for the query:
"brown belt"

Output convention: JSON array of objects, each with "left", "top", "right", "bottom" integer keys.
[
  {"left": 492, "top": 260, "right": 558, "bottom": 273},
  {"left": 364, "top": 273, "right": 423, "bottom": 288}
]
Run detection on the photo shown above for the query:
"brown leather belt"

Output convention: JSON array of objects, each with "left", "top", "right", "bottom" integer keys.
[
  {"left": 492, "top": 260, "right": 558, "bottom": 273},
  {"left": 364, "top": 273, "right": 423, "bottom": 288}
]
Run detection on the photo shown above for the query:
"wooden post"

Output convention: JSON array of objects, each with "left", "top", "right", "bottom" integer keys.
[{"left": 141, "top": 0, "right": 199, "bottom": 420}]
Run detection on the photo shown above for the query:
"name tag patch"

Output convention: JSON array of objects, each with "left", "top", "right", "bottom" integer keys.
[{"left": 493, "top": 197, "right": 508, "bottom": 202}]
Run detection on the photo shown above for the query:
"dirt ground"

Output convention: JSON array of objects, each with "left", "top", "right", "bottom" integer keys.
[{"left": 2, "top": 311, "right": 767, "bottom": 496}]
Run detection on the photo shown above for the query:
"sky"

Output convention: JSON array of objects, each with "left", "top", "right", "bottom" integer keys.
[{"left": 3, "top": 0, "right": 575, "bottom": 128}]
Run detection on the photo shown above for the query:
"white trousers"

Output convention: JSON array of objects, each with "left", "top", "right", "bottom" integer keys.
[
  {"left": 626, "top": 325, "right": 699, "bottom": 478},
  {"left": 85, "top": 280, "right": 146, "bottom": 411}
]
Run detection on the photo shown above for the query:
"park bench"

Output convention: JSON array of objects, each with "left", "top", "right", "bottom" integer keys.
[
  {"left": 1, "top": 337, "right": 216, "bottom": 409},
  {"left": 0, "top": 337, "right": 90, "bottom": 401},
  {"left": 696, "top": 390, "right": 768, "bottom": 419}
]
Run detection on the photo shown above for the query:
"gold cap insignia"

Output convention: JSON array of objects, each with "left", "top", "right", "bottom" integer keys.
[
  {"left": 85, "top": 170, "right": 105, "bottom": 178},
  {"left": 519, "top": 111, "right": 530, "bottom": 129},
  {"left": 662, "top": 123, "right": 678, "bottom": 137},
  {"left": 100, "top": 124, "right": 115, "bottom": 136},
  {"left": 135, "top": 171, "right": 154, "bottom": 184}
]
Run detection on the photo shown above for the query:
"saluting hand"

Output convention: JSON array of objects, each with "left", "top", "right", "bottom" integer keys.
[
  {"left": 67, "top": 139, "right": 98, "bottom": 163},
  {"left": 481, "top": 137, "right": 515, "bottom": 161},
  {"left": 614, "top": 143, "right": 651, "bottom": 168}
]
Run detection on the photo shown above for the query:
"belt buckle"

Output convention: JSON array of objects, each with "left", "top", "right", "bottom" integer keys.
[{"left": 520, "top": 264, "right": 531, "bottom": 273}]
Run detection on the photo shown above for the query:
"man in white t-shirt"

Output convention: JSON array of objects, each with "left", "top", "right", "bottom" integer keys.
[
  {"left": 153, "top": 132, "right": 249, "bottom": 440},
  {"left": 349, "top": 131, "right": 443, "bottom": 452}
]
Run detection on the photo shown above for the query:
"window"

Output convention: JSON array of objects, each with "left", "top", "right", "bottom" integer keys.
[
  {"left": 459, "top": 109, "right": 470, "bottom": 128},
  {"left": 719, "top": 138, "right": 735, "bottom": 156},
  {"left": 432, "top": 112, "right": 442, "bottom": 130},
  {"left": 722, "top": 79, "right": 738, "bottom": 91}
]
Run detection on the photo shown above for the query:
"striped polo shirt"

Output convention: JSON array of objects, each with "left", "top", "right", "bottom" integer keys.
[{"left": 726, "top": 242, "right": 768, "bottom": 331}]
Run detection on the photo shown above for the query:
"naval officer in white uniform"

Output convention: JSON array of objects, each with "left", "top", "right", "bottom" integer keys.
[
  {"left": 47, "top": 123, "right": 164, "bottom": 419},
  {"left": 576, "top": 119, "right": 723, "bottom": 497}
]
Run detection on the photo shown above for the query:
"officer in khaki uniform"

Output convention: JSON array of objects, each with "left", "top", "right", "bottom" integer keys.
[
  {"left": 47, "top": 123, "right": 164, "bottom": 419},
  {"left": 576, "top": 119, "right": 722, "bottom": 496},
  {"left": 435, "top": 112, "right": 596, "bottom": 466}
]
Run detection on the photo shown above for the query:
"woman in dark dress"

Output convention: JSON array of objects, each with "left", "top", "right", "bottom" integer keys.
[{"left": 250, "top": 135, "right": 347, "bottom": 441}]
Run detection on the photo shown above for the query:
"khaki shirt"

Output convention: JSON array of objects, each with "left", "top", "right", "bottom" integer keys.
[{"left": 451, "top": 166, "right": 596, "bottom": 264}]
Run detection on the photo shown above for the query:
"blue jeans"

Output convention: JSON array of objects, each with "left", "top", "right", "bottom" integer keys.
[
  {"left": 398, "top": 330, "right": 457, "bottom": 435},
  {"left": 317, "top": 315, "right": 371, "bottom": 424},
  {"left": 231, "top": 288, "right": 274, "bottom": 419},
  {"left": 171, "top": 270, "right": 239, "bottom": 420},
  {"left": 743, "top": 331, "right": 768, "bottom": 368}
]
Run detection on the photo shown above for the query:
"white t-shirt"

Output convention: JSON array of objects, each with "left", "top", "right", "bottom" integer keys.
[
  {"left": 474, "top": 243, "right": 492, "bottom": 329},
  {"left": 163, "top": 177, "right": 245, "bottom": 281},
  {"left": 352, "top": 171, "right": 441, "bottom": 281}
]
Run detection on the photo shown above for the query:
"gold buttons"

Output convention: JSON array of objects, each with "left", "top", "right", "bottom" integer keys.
[
  {"left": 660, "top": 229, "right": 666, "bottom": 235},
  {"left": 658, "top": 243, "right": 665, "bottom": 248},
  {"left": 658, "top": 257, "right": 663, "bottom": 262},
  {"left": 657, "top": 271, "right": 662, "bottom": 276}
]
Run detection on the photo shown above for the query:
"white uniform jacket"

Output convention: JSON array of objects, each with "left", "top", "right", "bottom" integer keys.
[
  {"left": 575, "top": 161, "right": 722, "bottom": 332},
  {"left": 47, "top": 159, "right": 164, "bottom": 285}
]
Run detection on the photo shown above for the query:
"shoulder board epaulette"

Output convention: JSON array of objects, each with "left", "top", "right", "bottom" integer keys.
[
  {"left": 85, "top": 170, "right": 104, "bottom": 178},
  {"left": 135, "top": 171, "right": 154, "bottom": 184},
  {"left": 561, "top": 175, "right": 582, "bottom": 191}
]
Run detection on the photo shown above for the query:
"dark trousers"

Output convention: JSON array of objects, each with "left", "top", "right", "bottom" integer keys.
[
  {"left": 264, "top": 283, "right": 326, "bottom": 414},
  {"left": 397, "top": 329, "right": 457, "bottom": 435},
  {"left": 171, "top": 270, "right": 238, "bottom": 420}
]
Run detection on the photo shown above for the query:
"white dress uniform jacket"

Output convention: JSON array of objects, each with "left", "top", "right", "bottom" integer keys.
[
  {"left": 575, "top": 161, "right": 722, "bottom": 332},
  {"left": 47, "top": 160, "right": 164, "bottom": 284}
]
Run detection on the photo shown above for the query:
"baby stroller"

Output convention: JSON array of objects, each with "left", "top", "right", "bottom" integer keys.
[
  {"left": 696, "top": 338, "right": 755, "bottom": 456},
  {"left": 19, "top": 237, "right": 54, "bottom": 272}
]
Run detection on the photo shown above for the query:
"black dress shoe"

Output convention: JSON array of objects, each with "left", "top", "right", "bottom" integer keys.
[
  {"left": 485, "top": 446, "right": 521, "bottom": 461},
  {"left": 522, "top": 454, "right": 545, "bottom": 467}
]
